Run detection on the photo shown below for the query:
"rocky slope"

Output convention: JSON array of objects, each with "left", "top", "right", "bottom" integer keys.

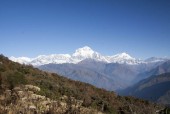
[{"left": 0, "top": 85, "right": 101, "bottom": 114}]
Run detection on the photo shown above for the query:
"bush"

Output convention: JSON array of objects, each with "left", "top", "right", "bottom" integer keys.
[{"left": 82, "top": 95, "right": 91, "bottom": 107}]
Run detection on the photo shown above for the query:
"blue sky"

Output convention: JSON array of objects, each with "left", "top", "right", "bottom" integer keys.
[{"left": 0, "top": 0, "right": 170, "bottom": 59}]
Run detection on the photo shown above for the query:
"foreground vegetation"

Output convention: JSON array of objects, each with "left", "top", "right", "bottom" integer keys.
[{"left": 0, "top": 54, "right": 168, "bottom": 114}]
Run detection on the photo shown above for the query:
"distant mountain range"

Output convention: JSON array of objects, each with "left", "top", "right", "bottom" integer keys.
[
  {"left": 118, "top": 61, "right": 170, "bottom": 105},
  {"left": 133, "top": 60, "right": 170, "bottom": 83},
  {"left": 8, "top": 47, "right": 170, "bottom": 106},
  {"left": 118, "top": 73, "right": 170, "bottom": 106},
  {"left": 9, "top": 46, "right": 169, "bottom": 66},
  {"left": 10, "top": 46, "right": 170, "bottom": 91}
]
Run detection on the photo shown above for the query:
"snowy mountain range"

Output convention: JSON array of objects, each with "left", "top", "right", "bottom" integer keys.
[
  {"left": 9, "top": 46, "right": 170, "bottom": 91},
  {"left": 10, "top": 46, "right": 168, "bottom": 66}
]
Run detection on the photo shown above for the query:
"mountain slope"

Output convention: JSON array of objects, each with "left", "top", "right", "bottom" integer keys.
[
  {"left": 39, "top": 59, "right": 169, "bottom": 91},
  {"left": 118, "top": 72, "right": 170, "bottom": 106},
  {"left": 133, "top": 60, "right": 170, "bottom": 83},
  {"left": 39, "top": 63, "right": 122, "bottom": 90},
  {"left": 0, "top": 54, "right": 165, "bottom": 114}
]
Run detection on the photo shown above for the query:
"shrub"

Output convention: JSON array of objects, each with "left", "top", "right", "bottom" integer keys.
[{"left": 7, "top": 71, "right": 27, "bottom": 89}]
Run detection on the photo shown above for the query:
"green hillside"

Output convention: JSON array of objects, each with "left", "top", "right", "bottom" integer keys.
[{"left": 0, "top": 54, "right": 166, "bottom": 114}]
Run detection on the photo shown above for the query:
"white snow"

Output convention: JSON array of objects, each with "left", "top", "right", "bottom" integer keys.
[
  {"left": 9, "top": 56, "right": 32, "bottom": 64},
  {"left": 106, "top": 52, "right": 143, "bottom": 64},
  {"left": 72, "top": 46, "right": 109, "bottom": 63},
  {"left": 9, "top": 46, "right": 168, "bottom": 66},
  {"left": 72, "top": 46, "right": 95, "bottom": 58}
]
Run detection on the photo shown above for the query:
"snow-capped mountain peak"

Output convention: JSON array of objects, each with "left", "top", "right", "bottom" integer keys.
[
  {"left": 30, "top": 54, "right": 71, "bottom": 66},
  {"left": 72, "top": 46, "right": 95, "bottom": 58},
  {"left": 113, "top": 52, "right": 134, "bottom": 60},
  {"left": 10, "top": 56, "right": 32, "bottom": 64},
  {"left": 71, "top": 46, "right": 108, "bottom": 63},
  {"left": 106, "top": 52, "right": 142, "bottom": 64}
]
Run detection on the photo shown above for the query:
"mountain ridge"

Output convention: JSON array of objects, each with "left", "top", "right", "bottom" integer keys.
[
  {"left": 118, "top": 72, "right": 170, "bottom": 106},
  {"left": 9, "top": 46, "right": 169, "bottom": 66}
]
